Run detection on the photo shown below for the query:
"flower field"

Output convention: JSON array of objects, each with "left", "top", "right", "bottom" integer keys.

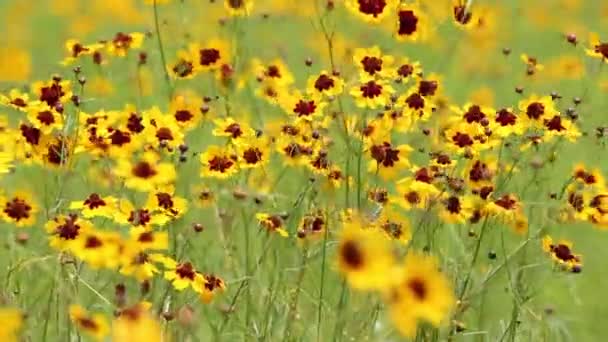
[{"left": 0, "top": 0, "right": 607, "bottom": 341}]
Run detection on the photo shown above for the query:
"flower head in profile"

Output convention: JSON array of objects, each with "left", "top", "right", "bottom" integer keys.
[
  {"left": 69, "top": 305, "right": 109, "bottom": 341},
  {"left": 542, "top": 236, "right": 582, "bottom": 273}
]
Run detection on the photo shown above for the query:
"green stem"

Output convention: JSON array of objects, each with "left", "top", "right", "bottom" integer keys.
[{"left": 153, "top": 0, "right": 173, "bottom": 99}]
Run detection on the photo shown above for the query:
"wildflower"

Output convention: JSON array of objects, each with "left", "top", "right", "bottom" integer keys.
[
  {"left": 114, "top": 151, "right": 176, "bottom": 192},
  {"left": 31, "top": 78, "right": 72, "bottom": 111},
  {"left": 586, "top": 32, "right": 608, "bottom": 63},
  {"left": 306, "top": 71, "right": 344, "bottom": 98},
  {"left": 69, "top": 305, "right": 109, "bottom": 341},
  {"left": 397, "top": 88, "right": 434, "bottom": 122},
  {"left": 492, "top": 107, "right": 524, "bottom": 137},
  {"left": 119, "top": 251, "right": 161, "bottom": 282},
  {"left": 0, "top": 191, "right": 38, "bottom": 227},
  {"left": 375, "top": 206, "right": 412, "bottom": 244},
  {"left": 212, "top": 117, "right": 255, "bottom": 141},
  {"left": 192, "top": 185, "right": 215, "bottom": 208},
  {"left": 237, "top": 136, "right": 270, "bottom": 169},
  {"left": 0, "top": 89, "right": 33, "bottom": 112},
  {"left": 72, "top": 230, "right": 122, "bottom": 269},
  {"left": 367, "top": 141, "right": 413, "bottom": 179},
  {"left": 572, "top": 164, "right": 605, "bottom": 189},
  {"left": 350, "top": 79, "right": 395, "bottom": 109},
  {"left": 128, "top": 229, "right": 169, "bottom": 251},
  {"left": 195, "top": 274, "right": 227, "bottom": 303},
  {"left": 297, "top": 211, "right": 327, "bottom": 242},
  {"left": 353, "top": 46, "right": 395, "bottom": 80},
  {"left": 168, "top": 49, "right": 197, "bottom": 79},
  {"left": 395, "top": 2, "right": 431, "bottom": 43},
  {"left": 69, "top": 193, "right": 118, "bottom": 219},
  {"left": 62, "top": 39, "right": 104, "bottom": 65},
  {"left": 452, "top": 0, "right": 475, "bottom": 28},
  {"left": 144, "top": 108, "right": 185, "bottom": 149},
  {"left": 112, "top": 304, "right": 162, "bottom": 342},
  {"left": 251, "top": 58, "right": 294, "bottom": 87},
  {"left": 542, "top": 236, "right": 582, "bottom": 272},
  {"left": 0, "top": 307, "right": 23, "bottom": 342},
  {"left": 224, "top": 0, "right": 254, "bottom": 16},
  {"left": 387, "top": 252, "right": 455, "bottom": 337},
  {"left": 145, "top": 187, "right": 188, "bottom": 219},
  {"left": 345, "top": 0, "right": 397, "bottom": 23},
  {"left": 46, "top": 214, "right": 94, "bottom": 250},
  {"left": 336, "top": 218, "right": 397, "bottom": 290},
  {"left": 200, "top": 145, "right": 240, "bottom": 178},
  {"left": 114, "top": 199, "right": 170, "bottom": 228},
  {"left": 486, "top": 194, "right": 527, "bottom": 233},
  {"left": 155, "top": 255, "right": 205, "bottom": 291},
  {"left": 394, "top": 173, "right": 440, "bottom": 210},
  {"left": 276, "top": 136, "right": 315, "bottom": 167},
  {"left": 169, "top": 94, "right": 203, "bottom": 130},
  {"left": 543, "top": 114, "right": 581, "bottom": 142},
  {"left": 256, "top": 213, "right": 289, "bottom": 237},
  {"left": 439, "top": 194, "right": 474, "bottom": 224},
  {"left": 107, "top": 32, "right": 145, "bottom": 57},
  {"left": 280, "top": 90, "right": 327, "bottom": 121},
  {"left": 191, "top": 39, "right": 231, "bottom": 72},
  {"left": 518, "top": 95, "right": 557, "bottom": 128},
  {"left": 393, "top": 57, "right": 422, "bottom": 82}
]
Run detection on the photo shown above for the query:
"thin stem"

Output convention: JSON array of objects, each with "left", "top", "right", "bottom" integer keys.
[{"left": 153, "top": 0, "right": 173, "bottom": 99}]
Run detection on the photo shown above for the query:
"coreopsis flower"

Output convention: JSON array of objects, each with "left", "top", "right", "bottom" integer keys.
[
  {"left": 69, "top": 305, "right": 110, "bottom": 341},
  {"left": 0, "top": 88, "right": 33, "bottom": 112},
  {"left": 196, "top": 274, "right": 227, "bottom": 303},
  {"left": 492, "top": 107, "right": 525, "bottom": 137},
  {"left": 70, "top": 193, "right": 118, "bottom": 219},
  {"left": 572, "top": 164, "right": 605, "bottom": 189},
  {"left": 0, "top": 191, "right": 38, "bottom": 227},
  {"left": 169, "top": 94, "right": 203, "bottom": 130},
  {"left": 212, "top": 117, "right": 255, "bottom": 141},
  {"left": 114, "top": 199, "right": 170, "bottom": 228},
  {"left": 451, "top": 0, "right": 474, "bottom": 28},
  {"left": 543, "top": 114, "right": 581, "bottom": 142},
  {"left": 306, "top": 71, "right": 344, "bottom": 98},
  {"left": 393, "top": 57, "right": 422, "bottom": 82},
  {"left": 353, "top": 46, "right": 395, "bottom": 80},
  {"left": 251, "top": 58, "right": 294, "bottom": 87},
  {"left": 224, "top": 0, "right": 254, "bottom": 16},
  {"left": 336, "top": 218, "right": 397, "bottom": 290},
  {"left": 396, "top": 89, "right": 434, "bottom": 125},
  {"left": 107, "top": 32, "right": 144, "bottom": 57},
  {"left": 26, "top": 104, "right": 63, "bottom": 134},
  {"left": 275, "top": 136, "right": 315, "bottom": 167},
  {"left": 191, "top": 39, "right": 231, "bottom": 72},
  {"left": 345, "top": 0, "right": 398, "bottom": 23},
  {"left": 0, "top": 307, "right": 23, "bottom": 342},
  {"left": 143, "top": 108, "right": 185, "bottom": 149},
  {"left": 237, "top": 136, "right": 270, "bottom": 169},
  {"left": 386, "top": 252, "right": 455, "bottom": 337},
  {"left": 112, "top": 304, "right": 162, "bottom": 342},
  {"left": 586, "top": 32, "right": 608, "bottom": 63},
  {"left": 72, "top": 230, "right": 122, "bottom": 269},
  {"left": 449, "top": 103, "right": 495, "bottom": 128},
  {"left": 192, "top": 185, "right": 216, "bottom": 208},
  {"left": 350, "top": 79, "right": 395, "bottom": 109},
  {"left": 394, "top": 172, "right": 440, "bottom": 210},
  {"left": 154, "top": 255, "right": 205, "bottom": 291},
  {"left": 168, "top": 49, "right": 197, "bottom": 79},
  {"left": 542, "top": 236, "right": 582, "bottom": 273},
  {"left": 280, "top": 90, "right": 327, "bottom": 121},
  {"left": 375, "top": 206, "right": 412, "bottom": 244},
  {"left": 296, "top": 211, "right": 327, "bottom": 242},
  {"left": 119, "top": 251, "right": 161, "bottom": 282},
  {"left": 62, "top": 39, "right": 104, "bottom": 65},
  {"left": 443, "top": 122, "right": 485, "bottom": 154},
  {"left": 114, "top": 151, "right": 176, "bottom": 192},
  {"left": 518, "top": 95, "right": 557, "bottom": 128},
  {"left": 394, "top": 2, "right": 432, "bottom": 43},
  {"left": 438, "top": 194, "right": 474, "bottom": 224},
  {"left": 145, "top": 186, "right": 188, "bottom": 219},
  {"left": 46, "top": 214, "right": 94, "bottom": 251},
  {"left": 256, "top": 213, "right": 289, "bottom": 237},
  {"left": 367, "top": 141, "right": 413, "bottom": 180},
  {"left": 464, "top": 158, "right": 496, "bottom": 192},
  {"left": 128, "top": 229, "right": 169, "bottom": 251},
  {"left": 31, "top": 78, "right": 72, "bottom": 112},
  {"left": 200, "top": 145, "right": 240, "bottom": 178}
]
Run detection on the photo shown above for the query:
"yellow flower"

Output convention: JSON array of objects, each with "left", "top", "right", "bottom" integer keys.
[
  {"left": 251, "top": 58, "right": 295, "bottom": 87},
  {"left": 145, "top": 186, "right": 188, "bottom": 219},
  {"left": 195, "top": 274, "right": 227, "bottom": 303},
  {"left": 0, "top": 88, "right": 33, "bottom": 112},
  {"left": 106, "top": 32, "right": 145, "bottom": 57},
  {"left": 438, "top": 194, "right": 474, "bottom": 224},
  {"left": 0, "top": 307, "right": 23, "bottom": 342},
  {"left": 306, "top": 71, "right": 344, "bottom": 98},
  {"left": 45, "top": 214, "right": 94, "bottom": 251},
  {"left": 353, "top": 46, "right": 395, "bottom": 80},
  {"left": 345, "top": 0, "right": 398, "bottom": 23},
  {"left": 112, "top": 304, "right": 162, "bottom": 342},
  {"left": 190, "top": 38, "right": 231, "bottom": 72},
  {"left": 586, "top": 32, "right": 608, "bottom": 63},
  {"left": 394, "top": 2, "right": 432, "bottom": 43},
  {"left": 367, "top": 141, "right": 413, "bottom": 180},
  {"left": 69, "top": 305, "right": 109, "bottom": 341},
  {"left": 61, "top": 39, "right": 104, "bottom": 65},
  {"left": 212, "top": 117, "right": 255, "bottom": 141},
  {"left": 350, "top": 79, "right": 394, "bottom": 109},
  {"left": 336, "top": 218, "right": 397, "bottom": 291},
  {"left": 0, "top": 190, "right": 38, "bottom": 227},
  {"left": 155, "top": 255, "right": 205, "bottom": 291},
  {"left": 256, "top": 213, "right": 289, "bottom": 237},
  {"left": 69, "top": 193, "right": 118, "bottom": 219},
  {"left": 224, "top": 0, "right": 254, "bottom": 16},
  {"left": 114, "top": 151, "right": 176, "bottom": 192},
  {"left": 169, "top": 93, "right": 203, "bottom": 131},
  {"left": 200, "top": 145, "right": 240, "bottom": 179},
  {"left": 72, "top": 230, "right": 122, "bottom": 269},
  {"left": 387, "top": 252, "right": 455, "bottom": 337},
  {"left": 541, "top": 236, "right": 582, "bottom": 273},
  {"left": 375, "top": 206, "right": 412, "bottom": 244}
]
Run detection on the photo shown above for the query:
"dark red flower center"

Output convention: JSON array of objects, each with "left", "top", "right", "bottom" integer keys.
[
  {"left": 360, "top": 81, "right": 383, "bottom": 99},
  {"left": 200, "top": 48, "right": 221, "bottom": 66},
  {"left": 84, "top": 193, "right": 106, "bottom": 209},
  {"left": 127, "top": 113, "right": 145, "bottom": 133},
  {"left": 341, "top": 240, "right": 363, "bottom": 268},
  {"left": 406, "top": 93, "right": 425, "bottom": 109},
  {"left": 20, "top": 124, "right": 41, "bottom": 145},
  {"left": 397, "top": 10, "right": 419, "bottom": 36},
  {"left": 545, "top": 115, "right": 566, "bottom": 132},
  {"left": 370, "top": 142, "right": 400, "bottom": 167},
  {"left": 56, "top": 215, "right": 80, "bottom": 240},
  {"left": 495, "top": 108, "right": 517, "bottom": 126},
  {"left": 4, "top": 197, "right": 32, "bottom": 221},
  {"left": 418, "top": 80, "right": 438, "bottom": 97},
  {"left": 361, "top": 56, "right": 383, "bottom": 75},
  {"left": 243, "top": 148, "right": 262, "bottom": 164},
  {"left": 446, "top": 196, "right": 461, "bottom": 214},
  {"left": 208, "top": 156, "right": 235, "bottom": 173},
  {"left": 452, "top": 132, "right": 474, "bottom": 148},
  {"left": 37, "top": 110, "right": 55, "bottom": 125},
  {"left": 132, "top": 161, "right": 157, "bottom": 178},
  {"left": 175, "top": 262, "right": 196, "bottom": 280},
  {"left": 224, "top": 123, "right": 243, "bottom": 138},
  {"left": 526, "top": 102, "right": 545, "bottom": 120},
  {"left": 293, "top": 100, "right": 317, "bottom": 117},
  {"left": 357, "top": 0, "right": 387, "bottom": 17},
  {"left": 463, "top": 105, "right": 486, "bottom": 124},
  {"left": 174, "top": 110, "right": 193, "bottom": 122},
  {"left": 408, "top": 278, "right": 427, "bottom": 300},
  {"left": 314, "top": 74, "right": 335, "bottom": 92}
]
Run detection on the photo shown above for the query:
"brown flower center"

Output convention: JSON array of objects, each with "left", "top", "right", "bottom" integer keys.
[
  {"left": 341, "top": 240, "right": 363, "bottom": 268},
  {"left": 397, "top": 10, "right": 419, "bottom": 36},
  {"left": 132, "top": 161, "right": 157, "bottom": 178}
]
